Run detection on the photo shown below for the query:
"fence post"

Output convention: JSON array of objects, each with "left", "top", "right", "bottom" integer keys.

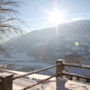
[
  {"left": 0, "top": 73, "right": 13, "bottom": 90},
  {"left": 56, "top": 59, "right": 68, "bottom": 90},
  {"left": 56, "top": 59, "right": 64, "bottom": 78}
]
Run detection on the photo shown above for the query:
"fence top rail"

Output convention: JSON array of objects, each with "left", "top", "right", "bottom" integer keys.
[
  {"left": 13, "top": 64, "right": 56, "bottom": 80},
  {"left": 62, "top": 71, "right": 90, "bottom": 79},
  {"left": 63, "top": 63, "right": 90, "bottom": 69}
]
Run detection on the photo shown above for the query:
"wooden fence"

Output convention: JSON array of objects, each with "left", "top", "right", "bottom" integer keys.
[{"left": 0, "top": 59, "right": 90, "bottom": 90}]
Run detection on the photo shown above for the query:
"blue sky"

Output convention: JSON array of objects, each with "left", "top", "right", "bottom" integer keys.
[{"left": 18, "top": 0, "right": 90, "bottom": 32}]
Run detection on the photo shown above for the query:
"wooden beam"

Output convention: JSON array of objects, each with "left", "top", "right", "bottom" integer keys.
[{"left": 63, "top": 63, "right": 90, "bottom": 69}]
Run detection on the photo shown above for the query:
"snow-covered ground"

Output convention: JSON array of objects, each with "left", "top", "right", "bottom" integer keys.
[
  {"left": 1, "top": 70, "right": 90, "bottom": 90},
  {"left": 66, "top": 80, "right": 90, "bottom": 90}
]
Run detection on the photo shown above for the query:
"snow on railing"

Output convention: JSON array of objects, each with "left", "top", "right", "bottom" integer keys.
[{"left": 0, "top": 59, "right": 90, "bottom": 90}]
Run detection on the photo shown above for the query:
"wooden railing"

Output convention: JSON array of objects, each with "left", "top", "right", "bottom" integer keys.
[
  {"left": 57, "top": 60, "right": 90, "bottom": 83},
  {"left": 13, "top": 64, "right": 56, "bottom": 80},
  {"left": 0, "top": 59, "right": 90, "bottom": 90}
]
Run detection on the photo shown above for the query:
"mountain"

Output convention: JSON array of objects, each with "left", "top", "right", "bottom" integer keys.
[{"left": 2, "top": 20, "right": 90, "bottom": 64}]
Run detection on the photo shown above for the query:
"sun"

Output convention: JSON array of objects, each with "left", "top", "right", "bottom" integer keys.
[{"left": 46, "top": 8, "right": 66, "bottom": 25}]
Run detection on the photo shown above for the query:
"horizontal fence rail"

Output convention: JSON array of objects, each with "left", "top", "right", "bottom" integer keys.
[
  {"left": 63, "top": 63, "right": 90, "bottom": 69},
  {"left": 63, "top": 71, "right": 90, "bottom": 79},
  {"left": 56, "top": 59, "right": 90, "bottom": 83},
  {"left": 21, "top": 74, "right": 56, "bottom": 90},
  {"left": 13, "top": 64, "right": 56, "bottom": 80}
]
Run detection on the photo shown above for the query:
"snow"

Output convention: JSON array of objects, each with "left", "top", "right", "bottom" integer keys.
[
  {"left": 65, "top": 80, "right": 90, "bottom": 90},
  {"left": 1, "top": 70, "right": 90, "bottom": 90},
  {"left": 2, "top": 70, "right": 56, "bottom": 90}
]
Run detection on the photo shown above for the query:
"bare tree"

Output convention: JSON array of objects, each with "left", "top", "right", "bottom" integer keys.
[
  {"left": 0, "top": 0, "right": 23, "bottom": 35},
  {"left": 0, "top": 0, "right": 23, "bottom": 56}
]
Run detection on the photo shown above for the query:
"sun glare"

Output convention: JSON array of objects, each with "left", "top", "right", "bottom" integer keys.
[
  {"left": 75, "top": 42, "right": 80, "bottom": 46},
  {"left": 46, "top": 8, "right": 66, "bottom": 25}
]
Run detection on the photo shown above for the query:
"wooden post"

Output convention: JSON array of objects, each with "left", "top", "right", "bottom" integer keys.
[
  {"left": 56, "top": 59, "right": 64, "bottom": 78},
  {"left": 56, "top": 59, "right": 68, "bottom": 90},
  {"left": 69, "top": 75, "right": 73, "bottom": 80},
  {"left": 76, "top": 76, "right": 80, "bottom": 81},
  {"left": 0, "top": 73, "right": 13, "bottom": 90},
  {"left": 86, "top": 78, "right": 90, "bottom": 83}
]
